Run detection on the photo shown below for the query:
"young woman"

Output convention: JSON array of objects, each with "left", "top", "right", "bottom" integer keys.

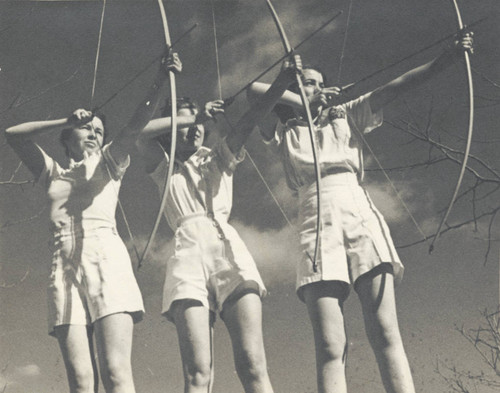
[
  {"left": 248, "top": 33, "right": 474, "bottom": 393},
  {"left": 4, "top": 51, "right": 181, "bottom": 393},
  {"left": 136, "top": 56, "right": 302, "bottom": 393}
]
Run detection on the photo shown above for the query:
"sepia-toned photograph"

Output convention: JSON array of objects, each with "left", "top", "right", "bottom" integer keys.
[{"left": 1, "top": 1, "right": 499, "bottom": 392}]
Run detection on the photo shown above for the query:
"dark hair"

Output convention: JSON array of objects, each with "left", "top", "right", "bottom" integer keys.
[
  {"left": 157, "top": 97, "right": 208, "bottom": 152},
  {"left": 161, "top": 97, "right": 199, "bottom": 118},
  {"left": 59, "top": 112, "right": 107, "bottom": 156},
  {"left": 273, "top": 65, "right": 328, "bottom": 123},
  {"left": 291, "top": 65, "right": 328, "bottom": 93}
]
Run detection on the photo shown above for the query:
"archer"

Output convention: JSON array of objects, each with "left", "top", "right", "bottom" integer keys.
[
  {"left": 135, "top": 53, "right": 304, "bottom": 393},
  {"left": 247, "top": 30, "right": 473, "bottom": 393},
  {"left": 3, "top": 51, "right": 181, "bottom": 393}
]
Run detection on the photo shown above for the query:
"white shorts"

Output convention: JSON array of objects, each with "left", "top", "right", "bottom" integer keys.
[
  {"left": 162, "top": 214, "right": 266, "bottom": 321},
  {"left": 47, "top": 227, "right": 144, "bottom": 336},
  {"left": 296, "top": 172, "right": 404, "bottom": 301}
]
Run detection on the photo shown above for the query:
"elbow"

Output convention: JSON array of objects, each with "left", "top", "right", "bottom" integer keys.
[
  {"left": 246, "top": 82, "right": 270, "bottom": 104},
  {"left": 135, "top": 136, "right": 146, "bottom": 151},
  {"left": 4, "top": 127, "right": 20, "bottom": 145},
  {"left": 246, "top": 84, "right": 259, "bottom": 105},
  {"left": 4, "top": 126, "right": 14, "bottom": 137}
]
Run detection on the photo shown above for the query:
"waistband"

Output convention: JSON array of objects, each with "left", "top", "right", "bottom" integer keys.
[
  {"left": 323, "top": 167, "right": 354, "bottom": 177},
  {"left": 52, "top": 225, "right": 118, "bottom": 239},
  {"left": 299, "top": 171, "right": 359, "bottom": 197},
  {"left": 176, "top": 212, "right": 228, "bottom": 227}
]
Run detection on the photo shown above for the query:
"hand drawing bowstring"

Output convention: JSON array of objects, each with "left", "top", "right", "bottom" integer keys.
[
  {"left": 212, "top": 0, "right": 477, "bottom": 254},
  {"left": 209, "top": 0, "right": 347, "bottom": 272}
]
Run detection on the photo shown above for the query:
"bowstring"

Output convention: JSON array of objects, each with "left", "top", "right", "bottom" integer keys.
[
  {"left": 90, "top": 0, "right": 140, "bottom": 260},
  {"left": 336, "top": 0, "right": 428, "bottom": 244},
  {"left": 336, "top": 0, "right": 353, "bottom": 85},
  {"left": 90, "top": 0, "right": 106, "bottom": 107},
  {"left": 349, "top": 118, "right": 429, "bottom": 243},
  {"left": 209, "top": 0, "right": 295, "bottom": 231},
  {"left": 210, "top": 0, "right": 223, "bottom": 101}
]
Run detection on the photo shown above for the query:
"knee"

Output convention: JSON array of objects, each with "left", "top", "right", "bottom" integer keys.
[
  {"left": 100, "top": 357, "right": 133, "bottom": 389},
  {"left": 185, "top": 362, "right": 212, "bottom": 389},
  {"left": 68, "top": 364, "right": 97, "bottom": 393},
  {"left": 367, "top": 322, "right": 403, "bottom": 352},
  {"left": 316, "top": 335, "right": 347, "bottom": 365},
  {"left": 234, "top": 346, "right": 269, "bottom": 383}
]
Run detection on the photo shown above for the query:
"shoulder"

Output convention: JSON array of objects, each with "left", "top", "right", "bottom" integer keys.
[{"left": 102, "top": 143, "right": 130, "bottom": 180}]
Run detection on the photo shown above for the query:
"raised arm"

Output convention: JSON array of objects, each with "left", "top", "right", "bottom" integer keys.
[
  {"left": 109, "top": 50, "right": 182, "bottom": 165},
  {"left": 136, "top": 99, "right": 224, "bottom": 172},
  {"left": 369, "top": 31, "right": 474, "bottom": 113},
  {"left": 138, "top": 100, "right": 223, "bottom": 140},
  {"left": 4, "top": 110, "right": 90, "bottom": 178},
  {"left": 228, "top": 55, "right": 300, "bottom": 153}
]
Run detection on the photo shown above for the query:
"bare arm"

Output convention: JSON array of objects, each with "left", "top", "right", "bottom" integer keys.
[
  {"left": 369, "top": 32, "right": 474, "bottom": 113},
  {"left": 247, "top": 81, "right": 302, "bottom": 108},
  {"left": 109, "top": 51, "right": 182, "bottom": 165},
  {"left": 229, "top": 56, "right": 299, "bottom": 153},
  {"left": 5, "top": 115, "right": 76, "bottom": 178},
  {"left": 136, "top": 100, "right": 224, "bottom": 172}
]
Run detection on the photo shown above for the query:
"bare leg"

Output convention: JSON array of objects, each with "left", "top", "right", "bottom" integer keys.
[
  {"left": 171, "top": 300, "right": 215, "bottom": 393},
  {"left": 93, "top": 313, "right": 136, "bottom": 393},
  {"left": 222, "top": 290, "right": 273, "bottom": 393},
  {"left": 356, "top": 266, "right": 415, "bottom": 393},
  {"left": 302, "top": 281, "right": 348, "bottom": 393},
  {"left": 55, "top": 325, "right": 98, "bottom": 393}
]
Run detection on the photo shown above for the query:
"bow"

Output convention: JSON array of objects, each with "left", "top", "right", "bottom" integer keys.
[
  {"left": 264, "top": 0, "right": 322, "bottom": 272},
  {"left": 87, "top": 0, "right": 145, "bottom": 261},
  {"left": 429, "top": 0, "right": 474, "bottom": 253},
  {"left": 138, "top": 0, "right": 178, "bottom": 268}
]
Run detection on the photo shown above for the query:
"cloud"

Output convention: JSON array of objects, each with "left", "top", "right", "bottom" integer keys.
[
  {"left": 365, "top": 180, "right": 413, "bottom": 224},
  {"left": 231, "top": 220, "right": 300, "bottom": 285},
  {"left": 0, "top": 363, "right": 41, "bottom": 389},
  {"left": 13, "top": 364, "right": 41, "bottom": 378},
  {"left": 210, "top": 2, "right": 343, "bottom": 97}
]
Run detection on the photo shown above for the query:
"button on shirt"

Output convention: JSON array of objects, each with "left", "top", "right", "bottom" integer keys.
[
  {"left": 149, "top": 139, "right": 245, "bottom": 230},
  {"left": 265, "top": 93, "right": 382, "bottom": 191}
]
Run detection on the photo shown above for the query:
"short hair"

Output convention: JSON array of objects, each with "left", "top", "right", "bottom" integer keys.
[
  {"left": 59, "top": 112, "right": 107, "bottom": 156},
  {"left": 290, "top": 65, "right": 328, "bottom": 94},
  {"left": 273, "top": 65, "right": 329, "bottom": 123},
  {"left": 160, "top": 97, "right": 199, "bottom": 117},
  {"left": 157, "top": 97, "right": 208, "bottom": 152}
]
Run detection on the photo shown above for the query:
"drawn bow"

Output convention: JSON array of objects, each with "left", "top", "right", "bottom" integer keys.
[
  {"left": 429, "top": 0, "right": 474, "bottom": 253},
  {"left": 264, "top": 0, "right": 322, "bottom": 271},
  {"left": 138, "top": 0, "right": 178, "bottom": 268}
]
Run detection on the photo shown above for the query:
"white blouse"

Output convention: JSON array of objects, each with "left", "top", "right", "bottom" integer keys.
[{"left": 266, "top": 93, "right": 383, "bottom": 191}]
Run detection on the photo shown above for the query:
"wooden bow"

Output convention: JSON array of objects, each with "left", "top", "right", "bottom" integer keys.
[
  {"left": 264, "top": 0, "right": 322, "bottom": 271},
  {"left": 429, "top": 0, "right": 474, "bottom": 253},
  {"left": 138, "top": 0, "right": 178, "bottom": 268}
]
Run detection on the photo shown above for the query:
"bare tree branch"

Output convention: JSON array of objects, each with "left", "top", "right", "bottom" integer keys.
[
  {"left": 437, "top": 309, "right": 500, "bottom": 392},
  {"left": 1, "top": 206, "right": 46, "bottom": 232}
]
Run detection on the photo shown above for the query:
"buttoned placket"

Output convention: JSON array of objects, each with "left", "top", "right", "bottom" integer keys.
[{"left": 180, "top": 158, "right": 226, "bottom": 241}]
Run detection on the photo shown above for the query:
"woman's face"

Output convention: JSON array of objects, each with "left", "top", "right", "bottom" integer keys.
[
  {"left": 301, "top": 68, "right": 325, "bottom": 100},
  {"left": 176, "top": 107, "right": 205, "bottom": 153},
  {"left": 65, "top": 116, "right": 105, "bottom": 160}
]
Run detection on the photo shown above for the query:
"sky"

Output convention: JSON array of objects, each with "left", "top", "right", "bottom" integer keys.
[{"left": 1, "top": 0, "right": 500, "bottom": 392}]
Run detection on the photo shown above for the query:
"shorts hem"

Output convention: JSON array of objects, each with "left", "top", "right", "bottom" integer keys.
[
  {"left": 162, "top": 297, "right": 212, "bottom": 323},
  {"left": 220, "top": 279, "right": 266, "bottom": 314},
  {"left": 296, "top": 275, "right": 350, "bottom": 302},
  {"left": 296, "top": 279, "right": 351, "bottom": 303},
  {"left": 91, "top": 306, "right": 145, "bottom": 324},
  {"left": 48, "top": 307, "right": 144, "bottom": 337},
  {"left": 353, "top": 261, "right": 404, "bottom": 291}
]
